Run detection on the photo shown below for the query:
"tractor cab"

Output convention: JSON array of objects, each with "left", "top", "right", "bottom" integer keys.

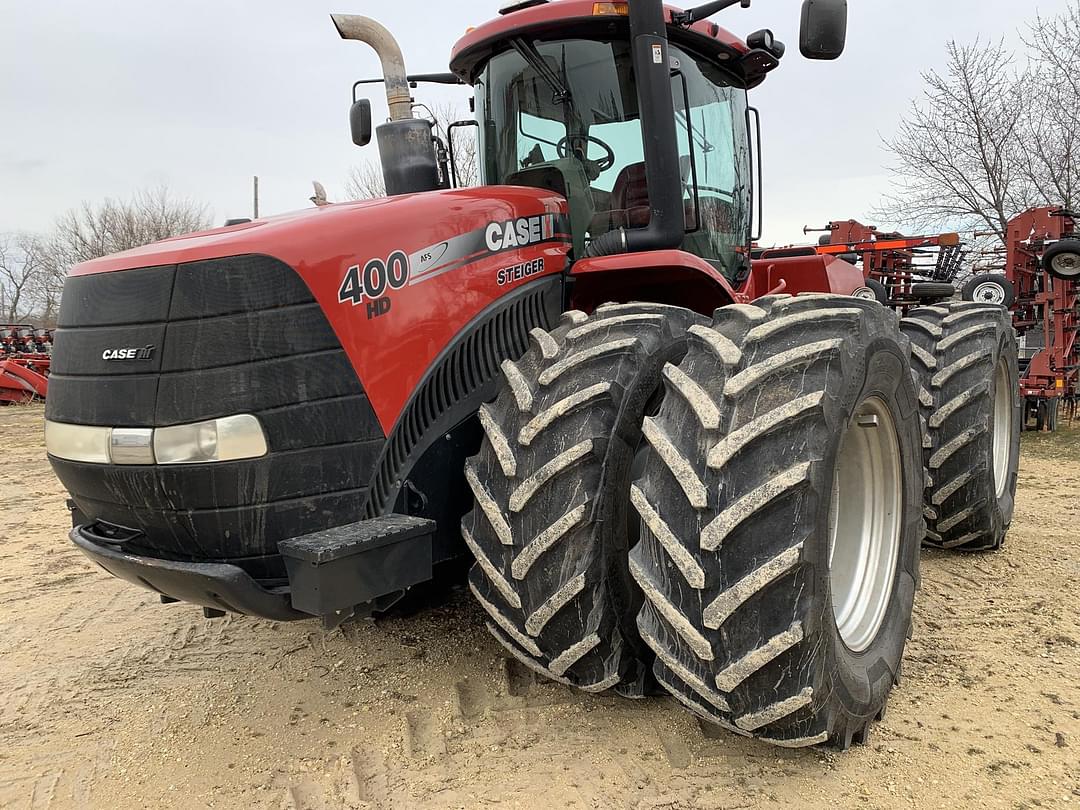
[
  {"left": 466, "top": 28, "right": 752, "bottom": 280},
  {"left": 347, "top": 0, "right": 847, "bottom": 292},
  {"left": 454, "top": 0, "right": 776, "bottom": 279}
]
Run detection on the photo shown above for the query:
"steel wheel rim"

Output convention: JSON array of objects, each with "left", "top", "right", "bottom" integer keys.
[
  {"left": 973, "top": 281, "right": 1006, "bottom": 305},
  {"left": 852, "top": 287, "right": 877, "bottom": 302},
  {"left": 1051, "top": 252, "right": 1080, "bottom": 278},
  {"left": 827, "top": 396, "right": 903, "bottom": 653},
  {"left": 992, "top": 359, "right": 1012, "bottom": 499}
]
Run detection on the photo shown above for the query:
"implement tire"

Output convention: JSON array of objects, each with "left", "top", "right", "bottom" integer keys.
[
  {"left": 630, "top": 295, "right": 924, "bottom": 749},
  {"left": 901, "top": 302, "right": 1021, "bottom": 551},
  {"left": 463, "top": 303, "right": 705, "bottom": 695}
]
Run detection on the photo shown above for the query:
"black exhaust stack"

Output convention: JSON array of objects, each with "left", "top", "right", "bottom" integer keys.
[{"left": 586, "top": 0, "right": 686, "bottom": 257}]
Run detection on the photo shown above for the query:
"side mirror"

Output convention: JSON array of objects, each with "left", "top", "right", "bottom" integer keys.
[
  {"left": 350, "top": 98, "right": 373, "bottom": 147},
  {"left": 800, "top": 0, "right": 848, "bottom": 60}
]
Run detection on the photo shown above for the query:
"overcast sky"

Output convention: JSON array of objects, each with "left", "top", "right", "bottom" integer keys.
[{"left": 0, "top": 0, "right": 1069, "bottom": 246}]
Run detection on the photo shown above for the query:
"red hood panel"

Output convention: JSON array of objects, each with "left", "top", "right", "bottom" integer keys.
[{"left": 70, "top": 187, "right": 571, "bottom": 432}]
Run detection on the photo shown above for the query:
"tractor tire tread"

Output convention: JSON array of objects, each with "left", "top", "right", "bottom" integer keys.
[
  {"left": 463, "top": 302, "right": 705, "bottom": 691},
  {"left": 901, "top": 302, "right": 1019, "bottom": 552},
  {"left": 631, "top": 295, "right": 923, "bottom": 748}
]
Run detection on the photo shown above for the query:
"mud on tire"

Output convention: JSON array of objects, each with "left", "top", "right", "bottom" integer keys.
[
  {"left": 901, "top": 302, "right": 1021, "bottom": 551},
  {"left": 630, "top": 295, "right": 925, "bottom": 748},
  {"left": 462, "top": 303, "right": 705, "bottom": 694}
]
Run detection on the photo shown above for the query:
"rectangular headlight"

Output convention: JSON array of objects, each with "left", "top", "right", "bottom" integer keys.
[
  {"left": 154, "top": 415, "right": 268, "bottom": 465},
  {"left": 45, "top": 415, "right": 268, "bottom": 466},
  {"left": 45, "top": 421, "right": 113, "bottom": 464}
]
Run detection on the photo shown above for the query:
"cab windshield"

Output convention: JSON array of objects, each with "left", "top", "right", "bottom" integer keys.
[{"left": 476, "top": 36, "right": 751, "bottom": 280}]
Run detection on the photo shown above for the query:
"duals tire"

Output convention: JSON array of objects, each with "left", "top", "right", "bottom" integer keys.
[
  {"left": 462, "top": 303, "right": 705, "bottom": 694},
  {"left": 630, "top": 295, "right": 925, "bottom": 748},
  {"left": 901, "top": 302, "right": 1021, "bottom": 551}
]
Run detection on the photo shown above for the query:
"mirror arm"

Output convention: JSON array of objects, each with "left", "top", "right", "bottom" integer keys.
[
  {"left": 352, "top": 72, "right": 463, "bottom": 102},
  {"left": 672, "top": 0, "right": 751, "bottom": 27}
]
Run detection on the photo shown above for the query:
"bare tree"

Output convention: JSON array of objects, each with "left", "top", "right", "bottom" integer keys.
[
  {"left": 345, "top": 102, "right": 478, "bottom": 200},
  {"left": 0, "top": 234, "right": 51, "bottom": 323},
  {"left": 344, "top": 161, "right": 389, "bottom": 201},
  {"left": 0, "top": 186, "right": 212, "bottom": 326},
  {"left": 48, "top": 185, "right": 212, "bottom": 268},
  {"left": 1019, "top": 2, "right": 1080, "bottom": 211},
  {"left": 875, "top": 40, "right": 1027, "bottom": 244}
]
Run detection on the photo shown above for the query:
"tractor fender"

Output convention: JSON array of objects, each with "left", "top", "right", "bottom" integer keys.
[
  {"left": 568, "top": 249, "right": 743, "bottom": 317},
  {"left": 745, "top": 253, "right": 865, "bottom": 300}
]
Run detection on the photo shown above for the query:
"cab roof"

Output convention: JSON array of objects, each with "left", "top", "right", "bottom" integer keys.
[{"left": 450, "top": 1, "right": 759, "bottom": 86}]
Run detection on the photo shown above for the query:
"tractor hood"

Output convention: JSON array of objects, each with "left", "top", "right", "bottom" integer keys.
[
  {"left": 71, "top": 187, "right": 566, "bottom": 279},
  {"left": 56, "top": 184, "right": 571, "bottom": 432}
]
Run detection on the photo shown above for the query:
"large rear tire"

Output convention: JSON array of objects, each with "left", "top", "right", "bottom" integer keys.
[
  {"left": 901, "top": 302, "right": 1021, "bottom": 551},
  {"left": 630, "top": 295, "right": 924, "bottom": 748},
  {"left": 462, "top": 303, "right": 705, "bottom": 694}
]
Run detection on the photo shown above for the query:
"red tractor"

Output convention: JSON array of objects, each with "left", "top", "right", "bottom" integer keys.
[{"left": 46, "top": 0, "right": 1020, "bottom": 750}]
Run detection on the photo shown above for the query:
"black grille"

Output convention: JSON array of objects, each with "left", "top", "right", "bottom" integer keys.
[{"left": 47, "top": 255, "right": 385, "bottom": 562}]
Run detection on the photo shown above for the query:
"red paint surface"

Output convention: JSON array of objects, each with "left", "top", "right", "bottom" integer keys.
[
  {"left": 569, "top": 249, "right": 864, "bottom": 315},
  {"left": 71, "top": 188, "right": 571, "bottom": 434},
  {"left": 747, "top": 255, "right": 865, "bottom": 299},
  {"left": 450, "top": 1, "right": 747, "bottom": 79},
  {"left": 0, "top": 357, "right": 49, "bottom": 403},
  {"left": 572, "top": 249, "right": 739, "bottom": 294}
]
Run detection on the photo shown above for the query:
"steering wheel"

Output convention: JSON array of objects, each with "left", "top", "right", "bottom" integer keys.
[{"left": 557, "top": 134, "right": 616, "bottom": 174}]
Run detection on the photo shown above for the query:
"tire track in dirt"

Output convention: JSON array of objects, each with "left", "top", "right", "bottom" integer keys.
[{"left": 2, "top": 404, "right": 1079, "bottom": 809}]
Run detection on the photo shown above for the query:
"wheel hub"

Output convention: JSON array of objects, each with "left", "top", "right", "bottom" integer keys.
[
  {"left": 992, "top": 359, "right": 1013, "bottom": 499},
  {"left": 973, "top": 281, "right": 1006, "bottom": 305},
  {"left": 1051, "top": 252, "right": 1080, "bottom": 278},
  {"left": 827, "top": 397, "right": 903, "bottom": 653}
]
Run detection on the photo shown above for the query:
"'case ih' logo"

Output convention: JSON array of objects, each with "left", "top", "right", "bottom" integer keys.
[{"left": 102, "top": 345, "right": 156, "bottom": 362}]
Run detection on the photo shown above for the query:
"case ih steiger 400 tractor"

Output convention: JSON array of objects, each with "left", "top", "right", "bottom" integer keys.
[{"left": 46, "top": 0, "right": 1021, "bottom": 749}]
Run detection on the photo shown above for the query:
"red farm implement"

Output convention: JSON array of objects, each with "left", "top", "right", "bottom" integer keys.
[
  {"left": 0, "top": 356, "right": 50, "bottom": 404},
  {"left": 796, "top": 219, "right": 965, "bottom": 308},
  {"left": 1, "top": 325, "right": 52, "bottom": 404},
  {"left": 962, "top": 208, "right": 1080, "bottom": 430}
]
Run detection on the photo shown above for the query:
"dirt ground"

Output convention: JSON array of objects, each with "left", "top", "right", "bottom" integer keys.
[{"left": 0, "top": 404, "right": 1077, "bottom": 810}]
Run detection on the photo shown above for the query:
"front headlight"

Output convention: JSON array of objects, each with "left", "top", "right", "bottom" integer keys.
[
  {"left": 154, "top": 415, "right": 268, "bottom": 465},
  {"left": 45, "top": 421, "right": 112, "bottom": 464},
  {"left": 45, "top": 415, "right": 268, "bottom": 466}
]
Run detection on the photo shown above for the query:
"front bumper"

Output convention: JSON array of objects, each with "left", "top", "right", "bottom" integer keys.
[
  {"left": 72, "top": 525, "right": 304, "bottom": 621},
  {"left": 70, "top": 513, "right": 437, "bottom": 622}
]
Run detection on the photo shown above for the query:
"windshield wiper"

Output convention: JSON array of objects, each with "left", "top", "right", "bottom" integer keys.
[{"left": 511, "top": 38, "right": 571, "bottom": 104}]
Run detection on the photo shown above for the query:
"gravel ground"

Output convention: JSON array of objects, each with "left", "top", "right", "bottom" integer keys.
[{"left": 0, "top": 403, "right": 1077, "bottom": 809}]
